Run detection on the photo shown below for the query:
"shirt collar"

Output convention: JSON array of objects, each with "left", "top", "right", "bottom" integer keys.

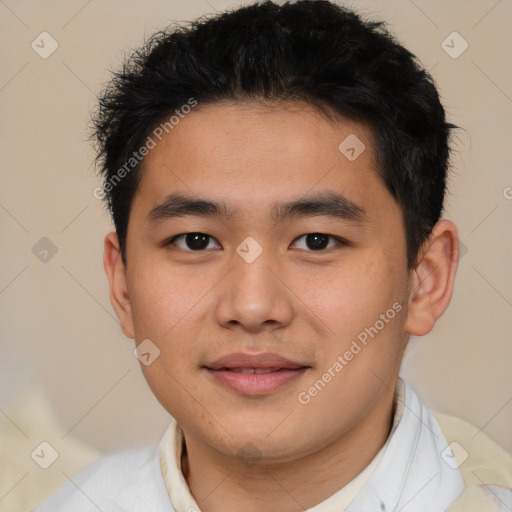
[{"left": 159, "top": 378, "right": 463, "bottom": 512}]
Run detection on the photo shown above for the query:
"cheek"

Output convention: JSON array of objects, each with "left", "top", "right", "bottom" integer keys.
[
  {"left": 313, "top": 257, "right": 388, "bottom": 325},
  {"left": 312, "top": 252, "right": 407, "bottom": 361},
  {"left": 127, "top": 257, "right": 206, "bottom": 340},
  {"left": 128, "top": 262, "right": 212, "bottom": 374}
]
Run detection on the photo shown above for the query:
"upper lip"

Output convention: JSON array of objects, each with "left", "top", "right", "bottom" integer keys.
[{"left": 204, "top": 352, "right": 309, "bottom": 370}]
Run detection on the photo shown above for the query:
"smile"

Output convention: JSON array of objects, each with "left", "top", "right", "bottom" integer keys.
[
  {"left": 219, "top": 367, "right": 300, "bottom": 374},
  {"left": 205, "top": 366, "right": 309, "bottom": 395}
]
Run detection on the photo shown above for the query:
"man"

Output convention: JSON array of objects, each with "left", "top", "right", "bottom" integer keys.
[{"left": 36, "top": 1, "right": 512, "bottom": 510}]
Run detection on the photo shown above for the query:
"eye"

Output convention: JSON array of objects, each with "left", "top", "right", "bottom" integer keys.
[
  {"left": 291, "top": 233, "right": 346, "bottom": 251},
  {"left": 167, "top": 232, "right": 221, "bottom": 251},
  {"left": 165, "top": 232, "right": 347, "bottom": 252}
]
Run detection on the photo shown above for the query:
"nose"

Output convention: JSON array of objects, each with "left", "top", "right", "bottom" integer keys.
[{"left": 215, "top": 246, "right": 295, "bottom": 334}]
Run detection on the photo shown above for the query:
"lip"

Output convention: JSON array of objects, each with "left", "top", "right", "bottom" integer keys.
[
  {"left": 204, "top": 352, "right": 310, "bottom": 396},
  {"left": 206, "top": 352, "right": 306, "bottom": 370}
]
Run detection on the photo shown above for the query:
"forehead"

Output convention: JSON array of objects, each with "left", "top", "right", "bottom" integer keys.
[{"left": 132, "top": 101, "right": 393, "bottom": 223}]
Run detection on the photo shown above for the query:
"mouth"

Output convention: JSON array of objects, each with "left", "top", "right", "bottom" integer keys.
[
  {"left": 204, "top": 353, "right": 311, "bottom": 395},
  {"left": 214, "top": 367, "right": 301, "bottom": 374}
]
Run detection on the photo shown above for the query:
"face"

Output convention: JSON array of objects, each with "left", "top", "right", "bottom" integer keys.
[{"left": 117, "top": 101, "right": 413, "bottom": 463}]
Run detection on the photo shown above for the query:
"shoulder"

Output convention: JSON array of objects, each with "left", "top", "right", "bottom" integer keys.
[
  {"left": 433, "top": 410, "right": 512, "bottom": 487},
  {"left": 35, "top": 444, "right": 174, "bottom": 512},
  {"left": 433, "top": 411, "right": 512, "bottom": 511}
]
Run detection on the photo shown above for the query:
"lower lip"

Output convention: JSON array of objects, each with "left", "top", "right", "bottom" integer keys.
[{"left": 206, "top": 368, "right": 308, "bottom": 396}]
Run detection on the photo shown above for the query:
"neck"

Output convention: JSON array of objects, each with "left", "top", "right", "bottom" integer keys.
[{"left": 181, "top": 385, "right": 396, "bottom": 512}]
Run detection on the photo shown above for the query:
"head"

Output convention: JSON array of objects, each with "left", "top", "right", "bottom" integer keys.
[{"left": 96, "top": 0, "right": 459, "bottom": 465}]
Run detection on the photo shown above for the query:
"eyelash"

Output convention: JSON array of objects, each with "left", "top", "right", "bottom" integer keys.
[{"left": 165, "top": 232, "right": 348, "bottom": 252}]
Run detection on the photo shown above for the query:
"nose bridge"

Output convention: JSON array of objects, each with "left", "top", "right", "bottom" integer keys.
[
  {"left": 232, "top": 239, "right": 278, "bottom": 306},
  {"left": 234, "top": 242, "right": 274, "bottom": 294}
]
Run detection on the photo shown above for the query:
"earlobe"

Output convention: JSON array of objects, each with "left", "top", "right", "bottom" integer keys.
[
  {"left": 103, "top": 232, "right": 135, "bottom": 339},
  {"left": 404, "top": 220, "right": 459, "bottom": 336}
]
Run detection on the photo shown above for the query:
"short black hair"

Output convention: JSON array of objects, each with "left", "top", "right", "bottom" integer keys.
[{"left": 92, "top": 0, "right": 455, "bottom": 269}]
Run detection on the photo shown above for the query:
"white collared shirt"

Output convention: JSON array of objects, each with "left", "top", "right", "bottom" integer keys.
[{"left": 36, "top": 379, "right": 465, "bottom": 512}]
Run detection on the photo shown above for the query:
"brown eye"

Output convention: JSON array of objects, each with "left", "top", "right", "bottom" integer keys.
[
  {"left": 291, "top": 233, "right": 344, "bottom": 251},
  {"left": 168, "top": 233, "right": 221, "bottom": 251}
]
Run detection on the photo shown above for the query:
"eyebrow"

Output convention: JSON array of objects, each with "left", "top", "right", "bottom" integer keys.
[{"left": 146, "top": 191, "right": 367, "bottom": 225}]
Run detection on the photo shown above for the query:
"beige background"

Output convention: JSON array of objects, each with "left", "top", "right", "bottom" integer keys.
[{"left": 1, "top": 0, "right": 511, "bottom": 510}]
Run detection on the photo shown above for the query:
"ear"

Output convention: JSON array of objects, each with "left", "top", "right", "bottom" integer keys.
[
  {"left": 103, "top": 231, "right": 135, "bottom": 339},
  {"left": 404, "top": 219, "right": 459, "bottom": 336}
]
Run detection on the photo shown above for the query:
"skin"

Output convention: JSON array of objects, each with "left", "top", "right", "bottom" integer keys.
[{"left": 104, "top": 101, "right": 459, "bottom": 512}]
